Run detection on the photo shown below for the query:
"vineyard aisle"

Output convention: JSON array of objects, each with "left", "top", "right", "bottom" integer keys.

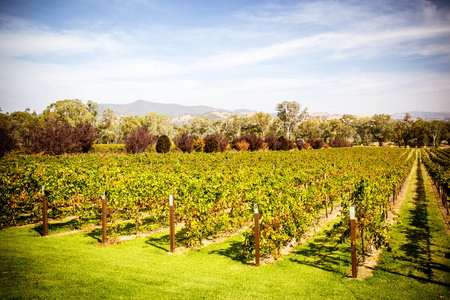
[{"left": 373, "top": 153, "right": 450, "bottom": 291}]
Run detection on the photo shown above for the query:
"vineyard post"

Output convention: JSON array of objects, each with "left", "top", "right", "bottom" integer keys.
[
  {"left": 325, "top": 194, "right": 329, "bottom": 218},
  {"left": 254, "top": 204, "right": 260, "bottom": 267},
  {"left": 350, "top": 206, "right": 357, "bottom": 278},
  {"left": 169, "top": 195, "right": 175, "bottom": 253},
  {"left": 102, "top": 191, "right": 107, "bottom": 244},
  {"left": 42, "top": 186, "right": 48, "bottom": 237}
]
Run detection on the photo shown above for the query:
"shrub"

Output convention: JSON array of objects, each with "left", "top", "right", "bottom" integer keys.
[
  {"left": 308, "top": 138, "right": 325, "bottom": 149},
  {"left": 26, "top": 120, "right": 75, "bottom": 155},
  {"left": 124, "top": 126, "right": 153, "bottom": 154},
  {"left": 244, "top": 133, "right": 263, "bottom": 151},
  {"left": 156, "top": 135, "right": 171, "bottom": 153},
  {"left": 193, "top": 139, "right": 205, "bottom": 152},
  {"left": 204, "top": 135, "right": 220, "bottom": 153},
  {"left": 174, "top": 132, "right": 194, "bottom": 153},
  {"left": 208, "top": 134, "right": 227, "bottom": 152},
  {"left": 0, "top": 120, "right": 18, "bottom": 157},
  {"left": 236, "top": 141, "right": 250, "bottom": 152},
  {"left": 73, "top": 122, "right": 98, "bottom": 153},
  {"left": 329, "top": 139, "right": 353, "bottom": 148},
  {"left": 278, "top": 136, "right": 290, "bottom": 151},
  {"left": 231, "top": 136, "right": 245, "bottom": 151},
  {"left": 261, "top": 142, "right": 269, "bottom": 151},
  {"left": 264, "top": 134, "right": 281, "bottom": 151}
]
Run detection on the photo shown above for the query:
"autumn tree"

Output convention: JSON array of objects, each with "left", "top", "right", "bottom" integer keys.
[
  {"left": 0, "top": 116, "right": 18, "bottom": 157},
  {"left": 174, "top": 132, "right": 194, "bottom": 153},
  {"left": 125, "top": 126, "right": 155, "bottom": 154}
]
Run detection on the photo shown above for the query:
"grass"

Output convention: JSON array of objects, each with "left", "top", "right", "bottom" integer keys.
[{"left": 1, "top": 159, "right": 450, "bottom": 299}]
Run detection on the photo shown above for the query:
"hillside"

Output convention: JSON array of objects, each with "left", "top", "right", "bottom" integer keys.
[{"left": 98, "top": 100, "right": 450, "bottom": 122}]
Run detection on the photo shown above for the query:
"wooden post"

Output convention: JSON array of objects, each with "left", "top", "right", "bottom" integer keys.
[
  {"left": 254, "top": 204, "right": 260, "bottom": 266},
  {"left": 102, "top": 191, "right": 107, "bottom": 244},
  {"left": 42, "top": 186, "right": 48, "bottom": 237},
  {"left": 325, "top": 194, "right": 329, "bottom": 218},
  {"left": 169, "top": 195, "right": 175, "bottom": 253},
  {"left": 350, "top": 206, "right": 357, "bottom": 279}
]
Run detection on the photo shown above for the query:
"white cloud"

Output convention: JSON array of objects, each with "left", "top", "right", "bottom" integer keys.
[{"left": 0, "top": 1, "right": 449, "bottom": 115}]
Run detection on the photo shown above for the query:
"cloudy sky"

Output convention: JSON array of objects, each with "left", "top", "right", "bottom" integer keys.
[{"left": 0, "top": 0, "right": 449, "bottom": 115}]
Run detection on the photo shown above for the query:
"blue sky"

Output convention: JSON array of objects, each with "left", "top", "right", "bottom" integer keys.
[{"left": 0, "top": 0, "right": 449, "bottom": 115}]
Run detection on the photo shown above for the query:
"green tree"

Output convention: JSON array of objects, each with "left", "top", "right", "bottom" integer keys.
[
  {"left": 275, "top": 101, "right": 308, "bottom": 140},
  {"left": 41, "top": 99, "right": 98, "bottom": 125},
  {"left": 412, "top": 118, "right": 430, "bottom": 147},
  {"left": 340, "top": 114, "right": 357, "bottom": 141},
  {"left": 370, "top": 114, "right": 394, "bottom": 146},
  {"left": 144, "top": 112, "right": 175, "bottom": 139},
  {"left": 251, "top": 112, "right": 272, "bottom": 138},
  {"left": 9, "top": 109, "right": 39, "bottom": 145},
  {"left": 185, "top": 117, "right": 213, "bottom": 140},
  {"left": 297, "top": 117, "right": 321, "bottom": 140},
  {"left": 98, "top": 109, "right": 120, "bottom": 144},
  {"left": 355, "top": 117, "right": 372, "bottom": 145},
  {"left": 429, "top": 120, "right": 444, "bottom": 147}
]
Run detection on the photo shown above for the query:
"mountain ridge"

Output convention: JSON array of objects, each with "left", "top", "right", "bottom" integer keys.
[{"left": 98, "top": 100, "right": 450, "bottom": 122}]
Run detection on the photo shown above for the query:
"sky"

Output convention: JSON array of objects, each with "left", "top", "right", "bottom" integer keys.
[{"left": 0, "top": 0, "right": 449, "bottom": 116}]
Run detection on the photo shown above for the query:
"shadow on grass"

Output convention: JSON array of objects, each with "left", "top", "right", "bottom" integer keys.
[
  {"left": 289, "top": 225, "right": 350, "bottom": 276},
  {"left": 33, "top": 217, "right": 82, "bottom": 236},
  {"left": 401, "top": 162, "right": 433, "bottom": 279},
  {"left": 145, "top": 230, "right": 185, "bottom": 252},
  {"left": 208, "top": 240, "right": 250, "bottom": 265},
  {"left": 86, "top": 227, "right": 102, "bottom": 243},
  {"left": 85, "top": 218, "right": 164, "bottom": 243},
  {"left": 377, "top": 161, "right": 450, "bottom": 288}
]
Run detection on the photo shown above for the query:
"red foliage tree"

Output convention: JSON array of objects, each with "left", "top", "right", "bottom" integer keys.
[
  {"left": 174, "top": 132, "right": 194, "bottom": 153},
  {"left": 125, "top": 126, "right": 155, "bottom": 154}
]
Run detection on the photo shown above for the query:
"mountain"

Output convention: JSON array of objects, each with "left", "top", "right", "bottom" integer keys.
[
  {"left": 98, "top": 100, "right": 232, "bottom": 117},
  {"left": 98, "top": 100, "right": 450, "bottom": 123},
  {"left": 391, "top": 111, "right": 450, "bottom": 121},
  {"left": 98, "top": 100, "right": 257, "bottom": 123}
]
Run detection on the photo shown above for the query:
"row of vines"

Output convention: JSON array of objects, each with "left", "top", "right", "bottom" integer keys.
[
  {"left": 0, "top": 147, "right": 414, "bottom": 258},
  {"left": 422, "top": 147, "right": 450, "bottom": 213}
]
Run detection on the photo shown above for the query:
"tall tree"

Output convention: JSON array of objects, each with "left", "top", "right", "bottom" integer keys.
[
  {"left": 412, "top": 118, "right": 430, "bottom": 147},
  {"left": 186, "top": 117, "right": 213, "bottom": 139},
  {"left": 251, "top": 112, "right": 272, "bottom": 138},
  {"left": 429, "top": 120, "right": 444, "bottom": 148},
  {"left": 355, "top": 117, "right": 372, "bottom": 145},
  {"left": 340, "top": 114, "right": 357, "bottom": 141},
  {"left": 41, "top": 99, "right": 98, "bottom": 125},
  {"left": 275, "top": 101, "right": 308, "bottom": 140},
  {"left": 98, "top": 109, "right": 120, "bottom": 144},
  {"left": 370, "top": 114, "right": 394, "bottom": 146}
]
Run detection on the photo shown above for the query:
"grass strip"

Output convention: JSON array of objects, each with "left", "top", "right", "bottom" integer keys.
[{"left": 1, "top": 158, "right": 449, "bottom": 299}]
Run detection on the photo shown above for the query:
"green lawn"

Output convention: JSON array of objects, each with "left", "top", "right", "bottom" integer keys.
[{"left": 1, "top": 159, "right": 449, "bottom": 299}]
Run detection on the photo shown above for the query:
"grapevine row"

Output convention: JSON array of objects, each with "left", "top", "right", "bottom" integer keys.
[{"left": 0, "top": 148, "right": 413, "bottom": 257}]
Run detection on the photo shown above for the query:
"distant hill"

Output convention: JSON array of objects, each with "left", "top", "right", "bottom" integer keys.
[
  {"left": 98, "top": 100, "right": 257, "bottom": 123},
  {"left": 98, "top": 100, "right": 450, "bottom": 123},
  {"left": 98, "top": 100, "right": 231, "bottom": 117},
  {"left": 391, "top": 111, "right": 450, "bottom": 121}
]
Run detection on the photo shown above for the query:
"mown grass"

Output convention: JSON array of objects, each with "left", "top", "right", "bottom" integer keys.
[{"left": 1, "top": 159, "right": 449, "bottom": 299}]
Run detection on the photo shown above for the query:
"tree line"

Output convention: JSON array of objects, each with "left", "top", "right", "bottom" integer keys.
[{"left": 1, "top": 99, "right": 449, "bottom": 156}]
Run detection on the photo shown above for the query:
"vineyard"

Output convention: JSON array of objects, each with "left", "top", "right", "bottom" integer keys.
[
  {"left": 0, "top": 147, "right": 414, "bottom": 259},
  {"left": 422, "top": 147, "right": 450, "bottom": 213}
]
